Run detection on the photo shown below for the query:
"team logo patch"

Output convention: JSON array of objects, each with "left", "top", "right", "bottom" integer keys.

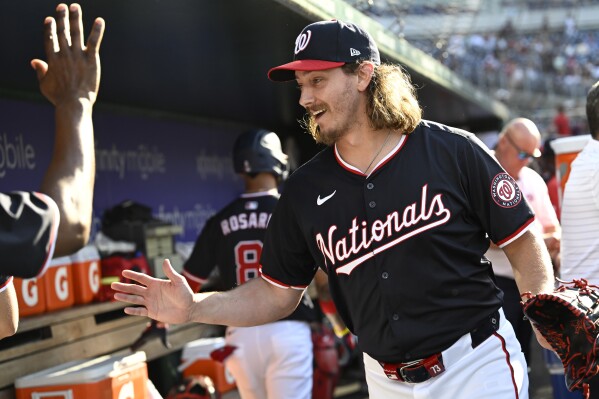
[
  {"left": 295, "top": 30, "right": 312, "bottom": 54},
  {"left": 490, "top": 173, "right": 522, "bottom": 208}
]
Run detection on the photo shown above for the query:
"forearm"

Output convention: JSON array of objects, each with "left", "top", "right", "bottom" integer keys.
[
  {"left": 504, "top": 230, "right": 555, "bottom": 295},
  {"left": 0, "top": 280, "right": 19, "bottom": 339},
  {"left": 40, "top": 99, "right": 95, "bottom": 256},
  {"left": 189, "top": 277, "right": 303, "bottom": 327}
]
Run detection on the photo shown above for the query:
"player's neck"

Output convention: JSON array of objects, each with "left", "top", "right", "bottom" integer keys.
[
  {"left": 336, "top": 129, "right": 401, "bottom": 174},
  {"left": 244, "top": 173, "right": 278, "bottom": 194}
]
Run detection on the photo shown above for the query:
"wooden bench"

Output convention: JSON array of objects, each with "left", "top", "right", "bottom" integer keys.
[{"left": 0, "top": 301, "right": 208, "bottom": 399}]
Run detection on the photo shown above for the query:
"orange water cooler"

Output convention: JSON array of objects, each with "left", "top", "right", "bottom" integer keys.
[
  {"left": 13, "top": 276, "right": 46, "bottom": 317},
  {"left": 15, "top": 352, "right": 149, "bottom": 399},
  {"left": 179, "top": 337, "right": 237, "bottom": 394},
  {"left": 43, "top": 255, "right": 75, "bottom": 312},
  {"left": 70, "top": 245, "right": 102, "bottom": 304},
  {"left": 550, "top": 135, "right": 591, "bottom": 207}
]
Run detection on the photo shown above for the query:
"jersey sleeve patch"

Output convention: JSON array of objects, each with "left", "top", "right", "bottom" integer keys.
[{"left": 490, "top": 173, "right": 522, "bottom": 208}]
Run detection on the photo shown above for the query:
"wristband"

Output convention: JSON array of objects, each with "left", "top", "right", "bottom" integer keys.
[
  {"left": 334, "top": 326, "right": 350, "bottom": 338},
  {"left": 319, "top": 298, "right": 338, "bottom": 315}
]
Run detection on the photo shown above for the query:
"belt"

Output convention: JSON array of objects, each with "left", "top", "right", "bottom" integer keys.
[{"left": 379, "top": 310, "right": 500, "bottom": 383}]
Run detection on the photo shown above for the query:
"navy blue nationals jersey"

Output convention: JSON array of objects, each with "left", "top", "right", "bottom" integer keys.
[
  {"left": 183, "top": 190, "right": 316, "bottom": 323},
  {"left": 260, "top": 120, "right": 535, "bottom": 363}
]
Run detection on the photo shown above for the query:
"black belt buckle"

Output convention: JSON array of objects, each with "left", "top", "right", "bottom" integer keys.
[
  {"left": 399, "top": 360, "right": 425, "bottom": 382},
  {"left": 380, "top": 353, "right": 445, "bottom": 383}
]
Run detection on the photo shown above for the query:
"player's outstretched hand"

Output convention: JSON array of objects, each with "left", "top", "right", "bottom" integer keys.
[
  {"left": 31, "top": 3, "right": 105, "bottom": 107},
  {"left": 112, "top": 259, "right": 195, "bottom": 324}
]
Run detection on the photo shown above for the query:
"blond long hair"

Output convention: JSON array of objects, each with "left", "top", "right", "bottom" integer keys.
[{"left": 301, "top": 62, "right": 422, "bottom": 144}]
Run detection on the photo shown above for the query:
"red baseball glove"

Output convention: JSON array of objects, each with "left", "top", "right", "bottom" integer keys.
[{"left": 521, "top": 278, "right": 599, "bottom": 398}]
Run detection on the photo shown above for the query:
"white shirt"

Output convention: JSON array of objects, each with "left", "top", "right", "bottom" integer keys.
[
  {"left": 560, "top": 139, "right": 599, "bottom": 284},
  {"left": 486, "top": 166, "right": 560, "bottom": 278}
]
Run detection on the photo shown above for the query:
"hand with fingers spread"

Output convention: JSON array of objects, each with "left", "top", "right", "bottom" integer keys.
[
  {"left": 1, "top": 4, "right": 105, "bottom": 340},
  {"left": 112, "top": 259, "right": 198, "bottom": 325},
  {"left": 31, "top": 3, "right": 104, "bottom": 107},
  {"left": 31, "top": 4, "right": 105, "bottom": 256}
]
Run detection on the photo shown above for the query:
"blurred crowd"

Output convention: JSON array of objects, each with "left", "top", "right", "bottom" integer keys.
[
  {"left": 408, "top": 18, "right": 599, "bottom": 103},
  {"left": 503, "top": 0, "right": 599, "bottom": 10},
  {"left": 351, "top": 0, "right": 599, "bottom": 16}
]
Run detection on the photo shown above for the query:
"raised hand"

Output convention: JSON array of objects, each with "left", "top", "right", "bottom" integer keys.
[{"left": 31, "top": 3, "right": 105, "bottom": 107}]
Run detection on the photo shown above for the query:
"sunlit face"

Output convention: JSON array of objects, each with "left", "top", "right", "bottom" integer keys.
[
  {"left": 499, "top": 131, "right": 540, "bottom": 178},
  {"left": 296, "top": 68, "right": 362, "bottom": 145}
]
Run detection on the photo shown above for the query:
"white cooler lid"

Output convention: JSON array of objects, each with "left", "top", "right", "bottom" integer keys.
[
  {"left": 179, "top": 337, "right": 226, "bottom": 372},
  {"left": 14, "top": 352, "right": 146, "bottom": 388},
  {"left": 550, "top": 135, "right": 591, "bottom": 154},
  {"left": 48, "top": 255, "right": 72, "bottom": 268},
  {"left": 181, "top": 337, "right": 226, "bottom": 361},
  {"left": 70, "top": 245, "right": 101, "bottom": 263}
]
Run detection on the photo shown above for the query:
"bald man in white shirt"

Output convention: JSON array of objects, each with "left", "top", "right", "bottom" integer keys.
[{"left": 486, "top": 118, "right": 561, "bottom": 363}]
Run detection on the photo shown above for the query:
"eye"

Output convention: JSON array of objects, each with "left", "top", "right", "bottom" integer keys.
[{"left": 312, "top": 77, "right": 323, "bottom": 85}]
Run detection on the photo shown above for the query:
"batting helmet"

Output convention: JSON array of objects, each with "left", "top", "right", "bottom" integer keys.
[{"left": 233, "top": 129, "right": 288, "bottom": 180}]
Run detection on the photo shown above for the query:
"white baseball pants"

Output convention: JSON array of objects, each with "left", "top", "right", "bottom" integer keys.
[
  {"left": 224, "top": 320, "right": 313, "bottom": 399},
  {"left": 363, "top": 308, "right": 529, "bottom": 399}
]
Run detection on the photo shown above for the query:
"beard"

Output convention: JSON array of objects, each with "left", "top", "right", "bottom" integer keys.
[
  {"left": 300, "top": 83, "right": 360, "bottom": 146},
  {"left": 300, "top": 113, "right": 343, "bottom": 146}
]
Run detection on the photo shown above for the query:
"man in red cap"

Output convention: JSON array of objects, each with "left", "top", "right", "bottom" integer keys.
[{"left": 113, "top": 20, "right": 554, "bottom": 398}]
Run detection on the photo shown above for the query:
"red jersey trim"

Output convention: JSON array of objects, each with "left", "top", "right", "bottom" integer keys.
[
  {"left": 368, "top": 134, "right": 408, "bottom": 177},
  {"left": 259, "top": 268, "right": 308, "bottom": 291},
  {"left": 182, "top": 270, "right": 208, "bottom": 284},
  {"left": 497, "top": 217, "right": 534, "bottom": 248},
  {"left": 333, "top": 134, "right": 408, "bottom": 176},
  {"left": 0, "top": 276, "right": 14, "bottom": 293}
]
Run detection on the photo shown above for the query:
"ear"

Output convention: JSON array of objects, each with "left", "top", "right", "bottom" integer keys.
[{"left": 357, "top": 62, "right": 375, "bottom": 92}]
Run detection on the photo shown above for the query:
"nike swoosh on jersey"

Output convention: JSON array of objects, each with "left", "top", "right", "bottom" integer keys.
[{"left": 317, "top": 190, "right": 337, "bottom": 206}]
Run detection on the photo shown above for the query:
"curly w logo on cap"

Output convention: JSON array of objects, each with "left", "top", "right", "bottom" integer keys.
[{"left": 268, "top": 20, "right": 380, "bottom": 82}]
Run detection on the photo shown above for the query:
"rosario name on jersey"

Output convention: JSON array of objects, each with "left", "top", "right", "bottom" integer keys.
[
  {"left": 183, "top": 191, "right": 316, "bottom": 323},
  {"left": 260, "top": 120, "right": 535, "bottom": 363}
]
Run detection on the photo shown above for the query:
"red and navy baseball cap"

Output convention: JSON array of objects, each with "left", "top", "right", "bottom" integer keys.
[{"left": 268, "top": 20, "right": 381, "bottom": 82}]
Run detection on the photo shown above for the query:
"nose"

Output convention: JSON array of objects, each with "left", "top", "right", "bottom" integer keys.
[{"left": 299, "top": 87, "right": 313, "bottom": 109}]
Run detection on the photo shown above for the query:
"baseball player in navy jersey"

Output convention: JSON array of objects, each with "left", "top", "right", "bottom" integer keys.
[
  {"left": 112, "top": 20, "right": 555, "bottom": 398},
  {"left": 1, "top": 3, "right": 104, "bottom": 339},
  {"left": 182, "top": 129, "right": 317, "bottom": 399}
]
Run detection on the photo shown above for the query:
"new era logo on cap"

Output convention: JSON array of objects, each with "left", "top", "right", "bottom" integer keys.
[{"left": 268, "top": 20, "right": 381, "bottom": 82}]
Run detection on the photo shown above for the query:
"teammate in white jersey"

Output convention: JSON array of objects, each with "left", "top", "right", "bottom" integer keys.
[{"left": 560, "top": 80, "right": 599, "bottom": 397}]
